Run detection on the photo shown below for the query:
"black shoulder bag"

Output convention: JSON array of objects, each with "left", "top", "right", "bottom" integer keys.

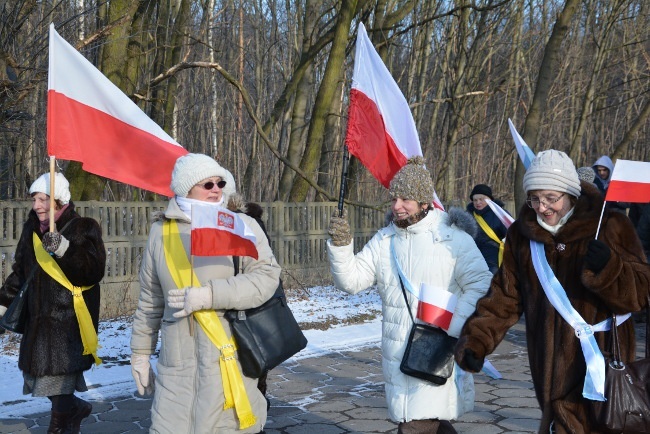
[
  {"left": 223, "top": 257, "right": 308, "bottom": 378},
  {"left": 589, "top": 300, "right": 650, "bottom": 433},
  {"left": 398, "top": 275, "right": 458, "bottom": 385},
  {"left": 0, "top": 266, "right": 38, "bottom": 334}
]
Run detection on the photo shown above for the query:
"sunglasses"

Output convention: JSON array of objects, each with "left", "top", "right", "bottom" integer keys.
[{"left": 195, "top": 180, "right": 227, "bottom": 190}]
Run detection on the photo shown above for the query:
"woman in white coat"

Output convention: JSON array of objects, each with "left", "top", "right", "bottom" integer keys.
[
  {"left": 327, "top": 157, "right": 492, "bottom": 434},
  {"left": 130, "top": 153, "right": 281, "bottom": 433}
]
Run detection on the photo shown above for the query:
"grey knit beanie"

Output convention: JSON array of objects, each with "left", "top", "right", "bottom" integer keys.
[
  {"left": 389, "top": 156, "right": 435, "bottom": 203},
  {"left": 577, "top": 166, "right": 596, "bottom": 183},
  {"left": 523, "top": 150, "right": 581, "bottom": 198},
  {"left": 170, "top": 153, "right": 236, "bottom": 200}
]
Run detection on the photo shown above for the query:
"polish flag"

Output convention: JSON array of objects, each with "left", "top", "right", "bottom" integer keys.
[
  {"left": 605, "top": 160, "right": 650, "bottom": 203},
  {"left": 47, "top": 24, "right": 187, "bottom": 197},
  {"left": 485, "top": 198, "right": 515, "bottom": 229},
  {"left": 191, "top": 204, "right": 258, "bottom": 259},
  {"left": 416, "top": 283, "right": 457, "bottom": 331},
  {"left": 345, "top": 24, "right": 444, "bottom": 211}
]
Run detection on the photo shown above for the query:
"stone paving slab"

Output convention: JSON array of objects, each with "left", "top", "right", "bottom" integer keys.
[{"left": 2, "top": 318, "right": 643, "bottom": 433}]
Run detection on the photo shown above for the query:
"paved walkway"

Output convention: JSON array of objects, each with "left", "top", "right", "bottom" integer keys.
[{"left": 2, "top": 318, "right": 644, "bottom": 433}]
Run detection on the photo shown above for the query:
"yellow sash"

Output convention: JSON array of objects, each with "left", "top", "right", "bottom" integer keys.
[
  {"left": 32, "top": 233, "right": 101, "bottom": 365},
  {"left": 163, "top": 220, "right": 256, "bottom": 429},
  {"left": 473, "top": 213, "right": 504, "bottom": 266}
]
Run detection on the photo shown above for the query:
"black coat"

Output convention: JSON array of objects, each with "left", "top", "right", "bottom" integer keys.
[
  {"left": 466, "top": 200, "right": 509, "bottom": 274},
  {"left": 0, "top": 202, "right": 106, "bottom": 376}
]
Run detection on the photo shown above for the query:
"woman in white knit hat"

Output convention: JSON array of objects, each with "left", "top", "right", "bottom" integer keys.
[
  {"left": 0, "top": 172, "right": 106, "bottom": 434},
  {"left": 456, "top": 150, "right": 650, "bottom": 433},
  {"left": 130, "top": 153, "right": 280, "bottom": 433},
  {"left": 328, "top": 156, "right": 492, "bottom": 433}
]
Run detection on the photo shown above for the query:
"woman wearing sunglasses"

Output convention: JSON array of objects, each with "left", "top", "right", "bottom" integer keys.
[
  {"left": 130, "top": 153, "right": 281, "bottom": 433},
  {"left": 455, "top": 150, "right": 650, "bottom": 433}
]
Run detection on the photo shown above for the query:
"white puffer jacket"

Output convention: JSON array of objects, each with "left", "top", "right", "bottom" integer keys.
[{"left": 327, "top": 208, "right": 492, "bottom": 422}]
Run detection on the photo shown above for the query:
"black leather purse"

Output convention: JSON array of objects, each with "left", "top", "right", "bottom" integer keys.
[
  {"left": 0, "top": 266, "right": 38, "bottom": 334},
  {"left": 224, "top": 257, "right": 307, "bottom": 378},
  {"left": 398, "top": 276, "right": 457, "bottom": 385}
]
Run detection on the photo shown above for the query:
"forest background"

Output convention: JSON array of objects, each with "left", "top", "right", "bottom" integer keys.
[{"left": 0, "top": 0, "right": 648, "bottom": 210}]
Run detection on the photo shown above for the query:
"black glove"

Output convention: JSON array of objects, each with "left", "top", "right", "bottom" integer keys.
[
  {"left": 584, "top": 240, "right": 611, "bottom": 273},
  {"left": 41, "top": 232, "right": 62, "bottom": 254},
  {"left": 459, "top": 348, "right": 484, "bottom": 373}
]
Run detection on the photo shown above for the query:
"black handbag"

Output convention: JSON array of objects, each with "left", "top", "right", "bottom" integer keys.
[
  {"left": 224, "top": 258, "right": 307, "bottom": 378},
  {"left": 589, "top": 306, "right": 650, "bottom": 433},
  {"left": 0, "top": 266, "right": 38, "bottom": 334},
  {"left": 398, "top": 275, "right": 457, "bottom": 385}
]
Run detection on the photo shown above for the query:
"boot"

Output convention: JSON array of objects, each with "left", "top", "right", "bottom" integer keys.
[
  {"left": 47, "top": 410, "right": 73, "bottom": 434},
  {"left": 70, "top": 397, "right": 92, "bottom": 434},
  {"left": 397, "top": 419, "right": 457, "bottom": 434}
]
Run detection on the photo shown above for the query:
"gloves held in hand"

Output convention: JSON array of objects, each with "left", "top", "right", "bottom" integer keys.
[
  {"left": 131, "top": 353, "right": 156, "bottom": 396},
  {"left": 459, "top": 348, "right": 484, "bottom": 373},
  {"left": 584, "top": 240, "right": 611, "bottom": 273},
  {"left": 168, "top": 286, "right": 213, "bottom": 318},
  {"left": 328, "top": 208, "right": 352, "bottom": 247},
  {"left": 41, "top": 232, "right": 69, "bottom": 257}
]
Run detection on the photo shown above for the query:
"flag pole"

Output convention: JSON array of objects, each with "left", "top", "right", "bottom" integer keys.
[
  {"left": 594, "top": 201, "right": 607, "bottom": 240},
  {"left": 337, "top": 145, "right": 350, "bottom": 217},
  {"left": 49, "top": 156, "right": 56, "bottom": 233},
  {"left": 189, "top": 206, "right": 195, "bottom": 337}
]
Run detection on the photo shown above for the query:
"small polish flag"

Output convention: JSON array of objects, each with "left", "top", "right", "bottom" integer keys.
[
  {"left": 485, "top": 198, "right": 514, "bottom": 229},
  {"left": 47, "top": 24, "right": 187, "bottom": 196},
  {"left": 417, "top": 283, "right": 457, "bottom": 331},
  {"left": 345, "top": 24, "right": 444, "bottom": 211},
  {"left": 191, "top": 204, "right": 258, "bottom": 259},
  {"left": 604, "top": 160, "right": 650, "bottom": 203}
]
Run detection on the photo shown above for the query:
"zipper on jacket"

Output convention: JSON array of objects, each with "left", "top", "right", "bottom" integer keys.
[{"left": 189, "top": 316, "right": 199, "bottom": 433}]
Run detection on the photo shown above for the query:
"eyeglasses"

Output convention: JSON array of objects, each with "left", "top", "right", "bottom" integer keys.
[
  {"left": 526, "top": 193, "right": 564, "bottom": 209},
  {"left": 195, "top": 180, "right": 226, "bottom": 190}
]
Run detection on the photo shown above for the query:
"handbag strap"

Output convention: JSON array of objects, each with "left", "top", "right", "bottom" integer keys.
[
  {"left": 610, "top": 295, "right": 650, "bottom": 364},
  {"left": 397, "top": 275, "right": 415, "bottom": 324}
]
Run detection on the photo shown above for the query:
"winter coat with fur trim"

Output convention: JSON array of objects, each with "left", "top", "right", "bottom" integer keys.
[
  {"left": 0, "top": 202, "right": 105, "bottom": 377},
  {"left": 327, "top": 207, "right": 492, "bottom": 423},
  {"left": 456, "top": 182, "right": 650, "bottom": 434},
  {"left": 130, "top": 196, "right": 281, "bottom": 434}
]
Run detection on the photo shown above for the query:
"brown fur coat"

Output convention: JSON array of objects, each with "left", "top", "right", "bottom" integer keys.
[{"left": 456, "top": 181, "right": 650, "bottom": 433}]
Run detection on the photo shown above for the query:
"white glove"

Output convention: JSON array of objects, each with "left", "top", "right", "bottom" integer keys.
[
  {"left": 168, "top": 286, "right": 213, "bottom": 318},
  {"left": 131, "top": 353, "right": 156, "bottom": 396},
  {"left": 0, "top": 305, "right": 7, "bottom": 317}
]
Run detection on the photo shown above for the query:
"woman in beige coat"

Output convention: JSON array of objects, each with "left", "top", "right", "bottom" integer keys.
[{"left": 130, "top": 153, "right": 281, "bottom": 433}]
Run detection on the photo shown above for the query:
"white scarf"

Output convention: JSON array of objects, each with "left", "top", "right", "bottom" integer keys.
[
  {"left": 175, "top": 196, "right": 224, "bottom": 220},
  {"left": 536, "top": 207, "right": 575, "bottom": 235}
]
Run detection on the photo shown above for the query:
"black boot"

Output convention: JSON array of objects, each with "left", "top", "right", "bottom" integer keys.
[
  {"left": 47, "top": 410, "right": 73, "bottom": 434},
  {"left": 70, "top": 397, "right": 92, "bottom": 434}
]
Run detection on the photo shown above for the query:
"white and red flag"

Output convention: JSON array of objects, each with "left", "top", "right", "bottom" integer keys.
[
  {"left": 416, "top": 283, "right": 457, "bottom": 331},
  {"left": 604, "top": 160, "right": 650, "bottom": 203},
  {"left": 47, "top": 24, "right": 187, "bottom": 196},
  {"left": 486, "top": 198, "right": 515, "bottom": 229},
  {"left": 191, "top": 204, "right": 258, "bottom": 259},
  {"left": 345, "top": 23, "right": 444, "bottom": 211}
]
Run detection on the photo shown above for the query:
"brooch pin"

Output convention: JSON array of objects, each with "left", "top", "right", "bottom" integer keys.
[{"left": 556, "top": 243, "right": 566, "bottom": 252}]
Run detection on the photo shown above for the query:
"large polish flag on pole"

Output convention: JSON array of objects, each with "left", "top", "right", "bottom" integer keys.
[
  {"left": 604, "top": 160, "right": 650, "bottom": 203},
  {"left": 345, "top": 23, "right": 443, "bottom": 210},
  {"left": 191, "top": 204, "right": 259, "bottom": 259},
  {"left": 47, "top": 24, "right": 188, "bottom": 196}
]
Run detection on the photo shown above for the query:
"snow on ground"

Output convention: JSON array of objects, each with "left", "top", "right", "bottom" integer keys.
[{"left": 0, "top": 285, "right": 382, "bottom": 418}]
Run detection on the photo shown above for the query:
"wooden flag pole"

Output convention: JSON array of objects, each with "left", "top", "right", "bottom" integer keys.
[
  {"left": 49, "top": 156, "right": 56, "bottom": 233},
  {"left": 337, "top": 146, "right": 350, "bottom": 217}
]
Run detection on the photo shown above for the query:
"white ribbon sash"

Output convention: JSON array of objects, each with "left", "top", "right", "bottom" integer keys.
[{"left": 530, "top": 240, "right": 629, "bottom": 401}]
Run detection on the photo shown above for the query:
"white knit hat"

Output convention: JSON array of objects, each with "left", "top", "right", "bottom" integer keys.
[
  {"left": 523, "top": 150, "right": 581, "bottom": 198},
  {"left": 170, "top": 153, "right": 236, "bottom": 200},
  {"left": 29, "top": 173, "right": 71, "bottom": 205}
]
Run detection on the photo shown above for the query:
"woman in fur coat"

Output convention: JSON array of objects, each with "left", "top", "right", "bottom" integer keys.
[
  {"left": 130, "top": 153, "right": 281, "bottom": 433},
  {"left": 0, "top": 172, "right": 106, "bottom": 434},
  {"left": 455, "top": 150, "right": 650, "bottom": 433},
  {"left": 328, "top": 157, "right": 493, "bottom": 434}
]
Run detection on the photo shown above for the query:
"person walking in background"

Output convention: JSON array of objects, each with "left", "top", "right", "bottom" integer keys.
[
  {"left": 466, "top": 184, "right": 509, "bottom": 274},
  {"left": 592, "top": 155, "right": 614, "bottom": 196},
  {"left": 455, "top": 150, "right": 650, "bottom": 433},
  {"left": 129, "top": 153, "right": 281, "bottom": 434},
  {"left": 327, "top": 157, "right": 492, "bottom": 434},
  {"left": 0, "top": 172, "right": 106, "bottom": 434}
]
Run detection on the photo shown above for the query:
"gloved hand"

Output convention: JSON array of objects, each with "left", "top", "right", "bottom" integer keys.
[
  {"left": 41, "top": 232, "right": 69, "bottom": 257},
  {"left": 131, "top": 353, "right": 156, "bottom": 396},
  {"left": 584, "top": 239, "right": 611, "bottom": 273},
  {"left": 328, "top": 208, "right": 352, "bottom": 247},
  {"left": 456, "top": 348, "right": 484, "bottom": 373},
  {"left": 168, "top": 286, "right": 213, "bottom": 318}
]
